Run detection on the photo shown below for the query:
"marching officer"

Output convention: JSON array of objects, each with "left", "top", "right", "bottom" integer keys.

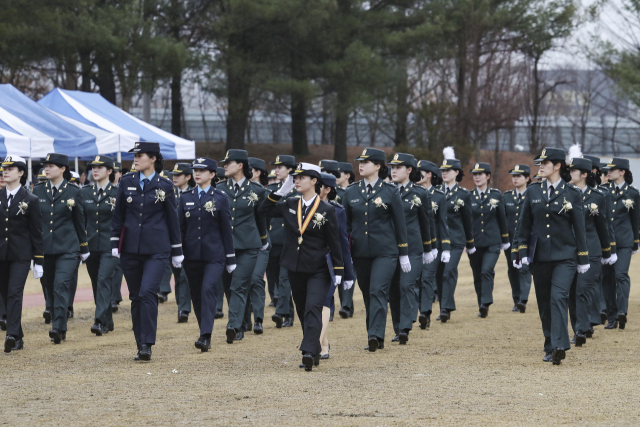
[
  {"left": 336, "top": 162, "right": 355, "bottom": 204},
  {"left": 82, "top": 156, "right": 119, "bottom": 336},
  {"left": 415, "top": 160, "right": 450, "bottom": 329},
  {"left": 601, "top": 157, "right": 639, "bottom": 330},
  {"left": 218, "top": 149, "right": 268, "bottom": 343},
  {"left": 343, "top": 148, "right": 409, "bottom": 352},
  {"left": 515, "top": 147, "right": 589, "bottom": 365},
  {"left": 111, "top": 161, "right": 124, "bottom": 313},
  {"left": 0, "top": 156, "right": 43, "bottom": 352},
  {"left": 215, "top": 165, "right": 227, "bottom": 317},
  {"left": 178, "top": 157, "right": 236, "bottom": 352},
  {"left": 503, "top": 165, "right": 533, "bottom": 313},
  {"left": 110, "top": 142, "right": 183, "bottom": 361},
  {"left": 437, "top": 148, "right": 475, "bottom": 323},
  {"left": 33, "top": 153, "right": 90, "bottom": 344},
  {"left": 388, "top": 153, "right": 435, "bottom": 344},
  {"left": 468, "top": 162, "right": 510, "bottom": 318},
  {"left": 258, "top": 164, "right": 343, "bottom": 371}
]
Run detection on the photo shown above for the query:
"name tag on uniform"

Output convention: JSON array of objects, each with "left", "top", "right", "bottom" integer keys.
[
  {"left": 350, "top": 199, "right": 360, "bottom": 203},
  {"left": 506, "top": 203, "right": 514, "bottom": 206},
  {"left": 186, "top": 202, "right": 195, "bottom": 206},
  {"left": 289, "top": 209, "right": 296, "bottom": 215},
  {"left": 85, "top": 200, "right": 94, "bottom": 204},
  {"left": 471, "top": 203, "right": 478, "bottom": 207},
  {"left": 39, "top": 199, "right": 46, "bottom": 202},
  {"left": 128, "top": 187, "right": 137, "bottom": 191},
  {"left": 554, "top": 201, "right": 558, "bottom": 205},
  {"left": 532, "top": 199, "right": 541, "bottom": 204}
]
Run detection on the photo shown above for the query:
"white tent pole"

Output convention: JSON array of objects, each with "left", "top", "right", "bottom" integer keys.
[
  {"left": 28, "top": 157, "right": 32, "bottom": 185},
  {"left": 75, "top": 157, "right": 79, "bottom": 172},
  {"left": 117, "top": 135, "right": 122, "bottom": 162}
]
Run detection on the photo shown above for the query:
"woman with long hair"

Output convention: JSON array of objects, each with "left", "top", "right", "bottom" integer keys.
[{"left": 110, "top": 142, "right": 183, "bottom": 361}]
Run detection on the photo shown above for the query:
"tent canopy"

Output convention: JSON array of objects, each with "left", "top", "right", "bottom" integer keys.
[{"left": 38, "top": 89, "right": 195, "bottom": 160}]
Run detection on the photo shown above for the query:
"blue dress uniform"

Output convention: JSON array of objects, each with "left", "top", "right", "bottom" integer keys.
[
  {"left": 467, "top": 163, "right": 509, "bottom": 316},
  {"left": 436, "top": 158, "right": 475, "bottom": 321},
  {"left": 0, "top": 156, "right": 44, "bottom": 352},
  {"left": 343, "top": 148, "right": 409, "bottom": 351},
  {"left": 32, "top": 153, "right": 89, "bottom": 343},
  {"left": 110, "top": 142, "right": 183, "bottom": 359},
  {"left": 601, "top": 157, "right": 640, "bottom": 329},
  {"left": 81, "top": 156, "right": 120, "bottom": 335},
  {"left": 179, "top": 158, "right": 235, "bottom": 351},
  {"left": 567, "top": 158, "right": 612, "bottom": 345},
  {"left": 516, "top": 148, "right": 589, "bottom": 364},
  {"left": 218, "top": 149, "right": 268, "bottom": 342},
  {"left": 158, "top": 170, "right": 182, "bottom": 303}
]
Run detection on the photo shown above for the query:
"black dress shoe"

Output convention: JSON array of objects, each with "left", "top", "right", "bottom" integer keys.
[
  {"left": 178, "top": 311, "right": 189, "bottom": 323},
  {"left": 195, "top": 336, "right": 211, "bottom": 352},
  {"left": 329, "top": 313, "right": 334, "bottom": 322},
  {"left": 439, "top": 309, "right": 450, "bottom": 323},
  {"left": 349, "top": 309, "right": 354, "bottom": 318},
  {"left": 302, "top": 353, "right": 314, "bottom": 371},
  {"left": 12, "top": 338, "right": 23, "bottom": 351},
  {"left": 91, "top": 322, "right": 104, "bottom": 336},
  {"left": 138, "top": 344, "right": 152, "bottom": 361},
  {"left": 543, "top": 352, "right": 553, "bottom": 362},
  {"left": 282, "top": 316, "right": 294, "bottom": 327},
  {"left": 391, "top": 335, "right": 399, "bottom": 342},
  {"left": 243, "top": 323, "right": 253, "bottom": 333},
  {"left": 49, "top": 329, "right": 62, "bottom": 344},
  {"left": 67, "top": 309, "right": 74, "bottom": 319},
  {"left": 600, "top": 311, "right": 607, "bottom": 325},
  {"left": 0, "top": 317, "right": 6, "bottom": 331},
  {"left": 339, "top": 307, "right": 350, "bottom": 319},
  {"left": 226, "top": 327, "right": 237, "bottom": 344},
  {"left": 570, "top": 335, "right": 576, "bottom": 345},
  {"left": 4, "top": 336, "right": 16, "bottom": 353},
  {"left": 314, "top": 354, "right": 320, "bottom": 366},
  {"left": 551, "top": 348, "right": 565, "bottom": 365},
  {"left": 398, "top": 331, "right": 409, "bottom": 345},
  {"left": 575, "top": 333, "right": 586, "bottom": 347},
  {"left": 367, "top": 336, "right": 378, "bottom": 352},
  {"left": 418, "top": 313, "right": 430, "bottom": 329},
  {"left": 157, "top": 293, "right": 168, "bottom": 303},
  {"left": 111, "top": 301, "right": 119, "bottom": 313},
  {"left": 268, "top": 301, "right": 275, "bottom": 307},
  {"left": 618, "top": 314, "right": 627, "bottom": 330},
  {"left": 215, "top": 309, "right": 224, "bottom": 319},
  {"left": 436, "top": 315, "right": 441, "bottom": 321},
  {"left": 61, "top": 331, "right": 66, "bottom": 341},
  {"left": 253, "top": 322, "right": 263, "bottom": 335},
  {"left": 479, "top": 304, "right": 489, "bottom": 318},
  {"left": 585, "top": 329, "right": 594, "bottom": 338},
  {"left": 512, "top": 305, "right": 519, "bottom": 312},
  {"left": 321, "top": 344, "right": 330, "bottom": 360},
  {"left": 605, "top": 320, "right": 618, "bottom": 329},
  {"left": 235, "top": 330, "right": 244, "bottom": 341},
  {"left": 517, "top": 302, "right": 527, "bottom": 313},
  {"left": 272, "top": 313, "right": 283, "bottom": 328},
  {"left": 43, "top": 310, "right": 51, "bottom": 324}
]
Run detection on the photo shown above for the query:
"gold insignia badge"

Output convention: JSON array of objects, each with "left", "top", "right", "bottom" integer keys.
[
  {"left": 197, "top": 158, "right": 205, "bottom": 163},
  {"left": 443, "top": 160, "right": 448, "bottom": 166},
  {"left": 393, "top": 154, "right": 399, "bottom": 161},
  {"left": 362, "top": 149, "right": 367, "bottom": 156},
  {"left": 417, "top": 161, "right": 422, "bottom": 167},
  {"left": 46, "top": 154, "right": 50, "bottom": 161},
  {"left": 276, "top": 156, "right": 280, "bottom": 163},
  {"left": 475, "top": 163, "right": 479, "bottom": 169},
  {"left": 542, "top": 149, "right": 546, "bottom": 156},
  {"left": 95, "top": 156, "right": 100, "bottom": 162},
  {"left": 135, "top": 143, "right": 139, "bottom": 148},
  {"left": 4, "top": 156, "right": 11, "bottom": 162}
]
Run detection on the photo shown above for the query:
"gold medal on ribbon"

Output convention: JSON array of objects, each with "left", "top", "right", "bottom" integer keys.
[{"left": 297, "top": 196, "right": 321, "bottom": 246}]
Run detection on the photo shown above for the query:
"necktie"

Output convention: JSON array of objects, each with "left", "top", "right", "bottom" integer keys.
[
  {"left": 616, "top": 186, "right": 621, "bottom": 195},
  {"left": 98, "top": 188, "right": 103, "bottom": 198},
  {"left": 199, "top": 190, "right": 204, "bottom": 199},
  {"left": 235, "top": 184, "right": 240, "bottom": 195},
  {"left": 303, "top": 204, "right": 309, "bottom": 220},
  {"left": 548, "top": 185, "right": 554, "bottom": 199},
  {"left": 480, "top": 191, "right": 484, "bottom": 199},
  {"left": 367, "top": 184, "right": 372, "bottom": 196},
  {"left": 445, "top": 187, "right": 450, "bottom": 196},
  {"left": 52, "top": 186, "right": 58, "bottom": 198},
  {"left": 7, "top": 194, "right": 13, "bottom": 207},
  {"left": 400, "top": 185, "right": 404, "bottom": 194},
  {"left": 142, "top": 178, "right": 149, "bottom": 190}
]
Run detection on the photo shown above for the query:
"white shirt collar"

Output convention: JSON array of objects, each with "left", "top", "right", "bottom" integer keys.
[
  {"left": 50, "top": 180, "right": 63, "bottom": 190},
  {"left": 302, "top": 194, "right": 317, "bottom": 207},
  {"left": 96, "top": 182, "right": 109, "bottom": 192},
  {"left": 548, "top": 178, "right": 563, "bottom": 191},
  {"left": 445, "top": 183, "right": 456, "bottom": 192},
  {"left": 7, "top": 186, "right": 20, "bottom": 198},
  {"left": 364, "top": 178, "right": 378, "bottom": 188},
  {"left": 232, "top": 177, "right": 246, "bottom": 188},
  {"left": 515, "top": 188, "right": 527, "bottom": 197}
]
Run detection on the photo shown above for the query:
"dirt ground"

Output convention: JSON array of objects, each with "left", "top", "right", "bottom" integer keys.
[{"left": 4, "top": 254, "right": 640, "bottom": 426}]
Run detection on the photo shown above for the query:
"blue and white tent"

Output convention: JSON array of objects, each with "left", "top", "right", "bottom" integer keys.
[
  {"left": 38, "top": 89, "right": 195, "bottom": 160},
  {"left": 0, "top": 119, "right": 31, "bottom": 158}
]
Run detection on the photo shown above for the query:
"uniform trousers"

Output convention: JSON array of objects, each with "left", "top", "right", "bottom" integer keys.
[
  {"left": 0, "top": 261, "right": 30, "bottom": 339},
  {"left": 223, "top": 249, "right": 258, "bottom": 332},
  {"left": 216, "top": 276, "right": 225, "bottom": 312},
  {"left": 85, "top": 252, "right": 118, "bottom": 329},
  {"left": 171, "top": 266, "right": 192, "bottom": 313},
  {"left": 120, "top": 252, "right": 170, "bottom": 346},
  {"left": 468, "top": 245, "right": 501, "bottom": 307},
  {"left": 353, "top": 256, "right": 397, "bottom": 341},
  {"left": 590, "top": 268, "right": 606, "bottom": 324},
  {"left": 504, "top": 249, "right": 532, "bottom": 304},
  {"left": 530, "top": 259, "right": 577, "bottom": 352},
  {"left": 289, "top": 268, "right": 331, "bottom": 355},
  {"left": 418, "top": 254, "right": 440, "bottom": 315},
  {"left": 275, "top": 266, "right": 295, "bottom": 319},
  {"left": 266, "top": 245, "right": 281, "bottom": 302},
  {"left": 184, "top": 260, "right": 224, "bottom": 336},
  {"left": 159, "top": 266, "right": 173, "bottom": 295},
  {"left": 436, "top": 246, "right": 464, "bottom": 311},
  {"left": 337, "top": 271, "right": 355, "bottom": 314},
  {"left": 389, "top": 254, "right": 422, "bottom": 333},
  {"left": 602, "top": 247, "right": 632, "bottom": 322},
  {"left": 569, "top": 258, "right": 602, "bottom": 335},
  {"left": 243, "top": 246, "right": 269, "bottom": 326},
  {"left": 111, "top": 260, "right": 124, "bottom": 303},
  {"left": 68, "top": 258, "right": 81, "bottom": 310},
  {"left": 43, "top": 253, "right": 79, "bottom": 332}
]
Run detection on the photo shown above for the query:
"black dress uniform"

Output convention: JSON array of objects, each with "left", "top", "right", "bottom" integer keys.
[
  {"left": 110, "top": 142, "right": 183, "bottom": 359},
  {"left": 343, "top": 148, "right": 409, "bottom": 351},
  {"left": 601, "top": 157, "right": 640, "bottom": 329},
  {"left": 0, "top": 156, "right": 43, "bottom": 352},
  {"left": 111, "top": 162, "right": 124, "bottom": 312},
  {"left": 179, "top": 158, "right": 235, "bottom": 351},
  {"left": 516, "top": 148, "right": 589, "bottom": 364},
  {"left": 437, "top": 158, "right": 475, "bottom": 321},
  {"left": 82, "top": 156, "right": 119, "bottom": 335},
  {"left": 32, "top": 153, "right": 89, "bottom": 343},
  {"left": 218, "top": 149, "right": 268, "bottom": 342},
  {"left": 467, "top": 163, "right": 509, "bottom": 316},
  {"left": 567, "top": 158, "right": 612, "bottom": 345},
  {"left": 258, "top": 164, "right": 343, "bottom": 370}
]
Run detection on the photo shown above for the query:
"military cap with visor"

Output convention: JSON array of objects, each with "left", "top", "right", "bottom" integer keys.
[
  {"left": 2, "top": 155, "right": 27, "bottom": 171},
  {"left": 87, "top": 155, "right": 115, "bottom": 171},
  {"left": 568, "top": 157, "right": 592, "bottom": 172},
  {"left": 581, "top": 155, "right": 601, "bottom": 171},
  {"left": 387, "top": 153, "right": 417, "bottom": 168},
  {"left": 533, "top": 147, "right": 566, "bottom": 163},
  {"left": 42, "top": 153, "right": 69, "bottom": 168},
  {"left": 354, "top": 147, "right": 386, "bottom": 162},
  {"left": 605, "top": 157, "right": 630, "bottom": 171},
  {"left": 469, "top": 162, "right": 492, "bottom": 174},
  {"left": 249, "top": 157, "right": 267, "bottom": 173},
  {"left": 192, "top": 157, "right": 218, "bottom": 171},
  {"left": 337, "top": 162, "right": 354, "bottom": 173},
  {"left": 320, "top": 172, "right": 337, "bottom": 188},
  {"left": 319, "top": 159, "right": 340, "bottom": 174},
  {"left": 220, "top": 149, "right": 249, "bottom": 164},
  {"left": 509, "top": 164, "right": 531, "bottom": 175},
  {"left": 128, "top": 141, "right": 161, "bottom": 154},
  {"left": 169, "top": 162, "right": 194, "bottom": 176},
  {"left": 439, "top": 158, "right": 462, "bottom": 171},
  {"left": 291, "top": 162, "right": 322, "bottom": 180},
  {"left": 269, "top": 155, "right": 296, "bottom": 168}
]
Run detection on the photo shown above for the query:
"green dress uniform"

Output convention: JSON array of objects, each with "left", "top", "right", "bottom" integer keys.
[
  {"left": 343, "top": 148, "right": 409, "bottom": 350},
  {"left": 516, "top": 148, "right": 589, "bottom": 363},
  {"left": 336, "top": 161, "right": 356, "bottom": 317},
  {"left": 601, "top": 158, "right": 640, "bottom": 329},
  {"left": 265, "top": 182, "right": 284, "bottom": 307},
  {"left": 81, "top": 169, "right": 119, "bottom": 334},
  {"left": 33, "top": 154, "right": 89, "bottom": 340},
  {"left": 110, "top": 177, "right": 124, "bottom": 311},
  {"left": 218, "top": 150, "right": 269, "bottom": 339}
]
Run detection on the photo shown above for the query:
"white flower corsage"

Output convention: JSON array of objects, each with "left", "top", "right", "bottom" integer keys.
[
  {"left": 247, "top": 191, "right": 259, "bottom": 206},
  {"left": 489, "top": 198, "right": 499, "bottom": 211},
  {"left": 66, "top": 198, "right": 75, "bottom": 211},
  {"left": 588, "top": 203, "right": 599, "bottom": 216},
  {"left": 335, "top": 195, "right": 341, "bottom": 203},
  {"left": 312, "top": 212, "right": 327, "bottom": 229},
  {"left": 107, "top": 197, "right": 117, "bottom": 211},
  {"left": 155, "top": 189, "right": 166, "bottom": 203},
  {"left": 559, "top": 198, "right": 572, "bottom": 214},
  {"left": 432, "top": 201, "right": 438, "bottom": 213},
  {"left": 374, "top": 197, "right": 387, "bottom": 209},
  {"left": 204, "top": 200, "right": 216, "bottom": 215},
  {"left": 623, "top": 199, "right": 635, "bottom": 210},
  {"left": 410, "top": 195, "right": 422, "bottom": 209},
  {"left": 17, "top": 201, "right": 28, "bottom": 215},
  {"left": 454, "top": 198, "right": 464, "bottom": 212}
]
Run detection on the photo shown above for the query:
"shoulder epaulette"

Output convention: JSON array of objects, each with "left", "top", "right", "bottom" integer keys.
[
  {"left": 250, "top": 181, "right": 264, "bottom": 189},
  {"left": 592, "top": 187, "right": 604, "bottom": 195},
  {"left": 214, "top": 188, "right": 227, "bottom": 196},
  {"left": 347, "top": 182, "right": 359, "bottom": 188},
  {"left": 159, "top": 175, "right": 172, "bottom": 184},
  {"left": 34, "top": 181, "right": 46, "bottom": 187},
  {"left": 490, "top": 188, "right": 501, "bottom": 193},
  {"left": 458, "top": 186, "right": 469, "bottom": 192},
  {"left": 68, "top": 182, "right": 80, "bottom": 188},
  {"left": 432, "top": 187, "right": 444, "bottom": 195},
  {"left": 329, "top": 200, "right": 343, "bottom": 208},
  {"left": 565, "top": 184, "right": 580, "bottom": 192}
]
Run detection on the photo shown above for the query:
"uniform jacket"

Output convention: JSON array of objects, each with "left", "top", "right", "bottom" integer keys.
[
  {"left": 0, "top": 186, "right": 44, "bottom": 264},
  {"left": 335, "top": 186, "right": 346, "bottom": 205},
  {"left": 330, "top": 200, "right": 354, "bottom": 282},
  {"left": 439, "top": 183, "right": 474, "bottom": 249},
  {"left": 343, "top": 179, "right": 409, "bottom": 258},
  {"left": 579, "top": 186, "right": 612, "bottom": 259},
  {"left": 427, "top": 186, "right": 451, "bottom": 251},
  {"left": 469, "top": 187, "right": 509, "bottom": 248},
  {"left": 601, "top": 181, "right": 639, "bottom": 250},
  {"left": 258, "top": 194, "right": 343, "bottom": 274},
  {"left": 82, "top": 182, "right": 118, "bottom": 252},
  {"left": 217, "top": 179, "right": 268, "bottom": 250},
  {"left": 33, "top": 179, "right": 88, "bottom": 255},
  {"left": 397, "top": 182, "right": 433, "bottom": 254},
  {"left": 516, "top": 179, "right": 589, "bottom": 265},
  {"left": 265, "top": 182, "right": 298, "bottom": 246},
  {"left": 504, "top": 188, "right": 525, "bottom": 241},
  {"left": 110, "top": 172, "right": 183, "bottom": 256},
  {"left": 179, "top": 186, "right": 235, "bottom": 264}
]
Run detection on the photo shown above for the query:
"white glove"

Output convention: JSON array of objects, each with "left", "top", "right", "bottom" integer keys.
[
  {"left": 275, "top": 175, "right": 294, "bottom": 196},
  {"left": 441, "top": 250, "right": 451, "bottom": 263},
  {"left": 513, "top": 259, "right": 522, "bottom": 269},
  {"left": 467, "top": 247, "right": 477, "bottom": 255},
  {"left": 522, "top": 257, "right": 530, "bottom": 265},
  {"left": 111, "top": 248, "right": 120, "bottom": 258},
  {"left": 399, "top": 255, "right": 411, "bottom": 273},
  {"left": 577, "top": 264, "right": 590, "bottom": 274},
  {"left": 172, "top": 255, "right": 184, "bottom": 269},
  {"left": 226, "top": 264, "right": 237, "bottom": 274},
  {"left": 260, "top": 242, "right": 269, "bottom": 251},
  {"left": 608, "top": 253, "right": 618, "bottom": 265},
  {"left": 501, "top": 242, "right": 511, "bottom": 251},
  {"left": 422, "top": 251, "right": 435, "bottom": 265},
  {"left": 430, "top": 248, "right": 438, "bottom": 260},
  {"left": 601, "top": 257, "right": 607, "bottom": 265},
  {"left": 33, "top": 264, "right": 43, "bottom": 279},
  {"left": 343, "top": 280, "right": 354, "bottom": 290},
  {"left": 334, "top": 275, "right": 342, "bottom": 286},
  {"left": 80, "top": 252, "right": 90, "bottom": 262}
]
